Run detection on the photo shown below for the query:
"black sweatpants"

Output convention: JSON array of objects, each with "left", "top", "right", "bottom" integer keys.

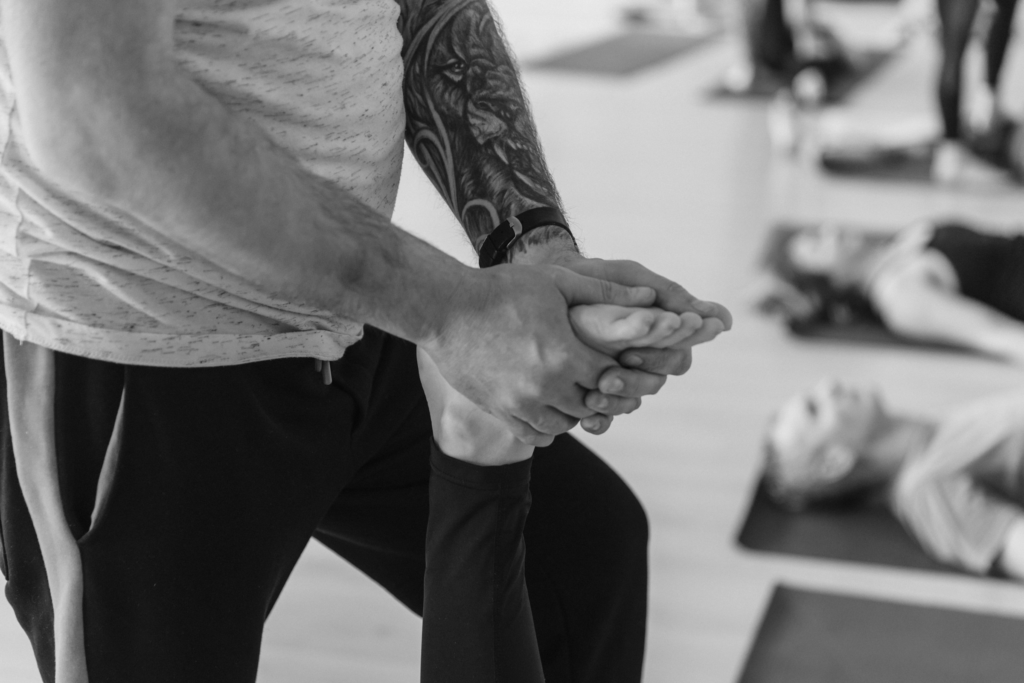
[{"left": 0, "top": 328, "right": 648, "bottom": 683}]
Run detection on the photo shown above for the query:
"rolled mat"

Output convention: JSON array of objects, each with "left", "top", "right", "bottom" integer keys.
[
  {"left": 820, "top": 141, "right": 934, "bottom": 181},
  {"left": 528, "top": 31, "right": 718, "bottom": 76},
  {"left": 738, "top": 585, "right": 1024, "bottom": 683}
]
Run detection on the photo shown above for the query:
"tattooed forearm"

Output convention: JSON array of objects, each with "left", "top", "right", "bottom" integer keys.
[{"left": 398, "top": 0, "right": 565, "bottom": 251}]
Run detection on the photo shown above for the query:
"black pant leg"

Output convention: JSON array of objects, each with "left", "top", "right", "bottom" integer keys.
[
  {"left": 1, "top": 346, "right": 360, "bottom": 683},
  {"left": 316, "top": 422, "right": 649, "bottom": 683},
  {"left": 526, "top": 436, "right": 649, "bottom": 683},
  {"left": 937, "top": 0, "right": 982, "bottom": 139},
  {"left": 986, "top": 0, "right": 1020, "bottom": 87},
  {"left": 421, "top": 445, "right": 543, "bottom": 683}
]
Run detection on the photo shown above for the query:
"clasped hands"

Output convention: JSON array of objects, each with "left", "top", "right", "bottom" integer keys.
[{"left": 419, "top": 254, "right": 732, "bottom": 464}]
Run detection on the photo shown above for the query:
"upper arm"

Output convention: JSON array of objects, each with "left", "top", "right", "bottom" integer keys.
[
  {"left": 2, "top": 0, "right": 176, "bottom": 181},
  {"left": 871, "top": 254, "right": 1011, "bottom": 346}
]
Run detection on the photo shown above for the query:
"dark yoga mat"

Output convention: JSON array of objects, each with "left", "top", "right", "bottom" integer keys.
[
  {"left": 820, "top": 141, "right": 935, "bottom": 182},
  {"left": 738, "top": 585, "right": 1024, "bottom": 683},
  {"left": 528, "top": 31, "right": 718, "bottom": 76},
  {"left": 761, "top": 223, "right": 977, "bottom": 356},
  {"left": 737, "top": 477, "right": 954, "bottom": 574},
  {"left": 710, "top": 49, "right": 893, "bottom": 103}
]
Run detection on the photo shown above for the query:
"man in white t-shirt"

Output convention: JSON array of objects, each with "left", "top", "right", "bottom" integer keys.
[{"left": 0, "top": 1, "right": 730, "bottom": 681}]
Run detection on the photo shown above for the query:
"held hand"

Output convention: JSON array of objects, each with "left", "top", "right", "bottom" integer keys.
[{"left": 422, "top": 263, "right": 657, "bottom": 447}]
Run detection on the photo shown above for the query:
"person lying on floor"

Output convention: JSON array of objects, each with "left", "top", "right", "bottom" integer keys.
[
  {"left": 763, "top": 379, "right": 1024, "bottom": 579},
  {"left": 758, "top": 218, "right": 1024, "bottom": 364},
  {"left": 416, "top": 302, "right": 720, "bottom": 680}
]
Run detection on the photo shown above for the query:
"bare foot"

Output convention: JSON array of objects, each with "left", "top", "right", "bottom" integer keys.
[{"left": 569, "top": 304, "right": 703, "bottom": 355}]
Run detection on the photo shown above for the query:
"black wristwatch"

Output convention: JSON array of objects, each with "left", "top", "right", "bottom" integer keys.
[{"left": 478, "top": 207, "right": 574, "bottom": 268}]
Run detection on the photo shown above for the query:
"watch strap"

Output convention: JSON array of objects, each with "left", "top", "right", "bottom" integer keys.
[{"left": 478, "top": 207, "right": 573, "bottom": 268}]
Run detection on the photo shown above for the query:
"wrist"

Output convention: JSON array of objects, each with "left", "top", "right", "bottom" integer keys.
[{"left": 508, "top": 224, "right": 580, "bottom": 266}]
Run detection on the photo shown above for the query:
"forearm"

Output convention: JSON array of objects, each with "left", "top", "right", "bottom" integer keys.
[
  {"left": 398, "top": 0, "right": 572, "bottom": 257},
  {"left": 5, "top": 0, "right": 476, "bottom": 347},
  {"left": 878, "top": 285, "right": 1024, "bottom": 363}
]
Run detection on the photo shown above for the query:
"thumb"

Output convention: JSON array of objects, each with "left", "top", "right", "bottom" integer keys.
[{"left": 553, "top": 269, "right": 656, "bottom": 308}]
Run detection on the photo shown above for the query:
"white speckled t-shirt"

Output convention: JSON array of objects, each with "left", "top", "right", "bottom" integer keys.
[{"left": 0, "top": 0, "right": 406, "bottom": 367}]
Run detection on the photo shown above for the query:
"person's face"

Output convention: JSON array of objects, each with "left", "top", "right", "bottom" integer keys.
[
  {"left": 787, "top": 228, "right": 866, "bottom": 279},
  {"left": 769, "top": 379, "right": 884, "bottom": 490}
]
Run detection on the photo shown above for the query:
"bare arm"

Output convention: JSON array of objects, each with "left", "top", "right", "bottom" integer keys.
[
  {"left": 397, "top": 0, "right": 573, "bottom": 257},
  {"left": 397, "top": 0, "right": 731, "bottom": 422},
  {"left": 874, "top": 276, "right": 1024, "bottom": 364},
  {"left": 4, "top": 0, "right": 656, "bottom": 445},
  {"left": 5, "top": 0, "right": 465, "bottom": 345}
]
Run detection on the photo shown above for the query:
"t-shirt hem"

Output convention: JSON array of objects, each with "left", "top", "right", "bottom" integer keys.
[{"left": 0, "top": 308, "right": 363, "bottom": 368}]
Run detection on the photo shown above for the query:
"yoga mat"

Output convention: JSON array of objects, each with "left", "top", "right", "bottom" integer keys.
[
  {"left": 738, "top": 585, "right": 1024, "bottom": 683},
  {"left": 710, "top": 49, "right": 893, "bottom": 103},
  {"left": 761, "top": 223, "right": 977, "bottom": 356},
  {"left": 820, "top": 141, "right": 934, "bottom": 182},
  {"left": 737, "top": 477, "right": 953, "bottom": 574},
  {"left": 528, "top": 31, "right": 718, "bottom": 76}
]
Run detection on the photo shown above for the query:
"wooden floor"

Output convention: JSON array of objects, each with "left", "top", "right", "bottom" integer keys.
[{"left": 4, "top": 2, "right": 1024, "bottom": 681}]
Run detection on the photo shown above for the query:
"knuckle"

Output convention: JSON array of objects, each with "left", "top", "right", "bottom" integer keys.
[{"left": 600, "top": 278, "right": 616, "bottom": 301}]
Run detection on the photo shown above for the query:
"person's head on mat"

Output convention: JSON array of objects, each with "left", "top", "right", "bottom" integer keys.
[
  {"left": 762, "top": 381, "right": 1024, "bottom": 578},
  {"left": 762, "top": 377, "right": 893, "bottom": 510},
  {"left": 758, "top": 223, "right": 900, "bottom": 326}
]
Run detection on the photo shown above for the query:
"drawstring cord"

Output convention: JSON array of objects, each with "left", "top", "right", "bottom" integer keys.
[{"left": 313, "top": 359, "right": 332, "bottom": 385}]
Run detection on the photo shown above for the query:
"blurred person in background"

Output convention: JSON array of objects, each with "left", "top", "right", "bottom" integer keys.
[{"left": 757, "top": 219, "right": 1024, "bottom": 364}]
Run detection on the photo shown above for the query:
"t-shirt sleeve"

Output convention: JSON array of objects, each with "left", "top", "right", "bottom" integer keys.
[
  {"left": 892, "top": 391, "right": 1024, "bottom": 574},
  {"left": 893, "top": 469, "right": 1021, "bottom": 574}
]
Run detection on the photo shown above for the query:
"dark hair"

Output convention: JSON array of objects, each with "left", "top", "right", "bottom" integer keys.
[{"left": 757, "top": 226, "right": 891, "bottom": 330}]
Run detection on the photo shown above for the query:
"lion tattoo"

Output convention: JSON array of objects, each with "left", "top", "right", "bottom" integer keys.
[{"left": 403, "top": 0, "right": 560, "bottom": 239}]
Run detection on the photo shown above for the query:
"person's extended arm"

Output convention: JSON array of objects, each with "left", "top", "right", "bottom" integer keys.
[
  {"left": 893, "top": 393, "right": 1024, "bottom": 576},
  {"left": 873, "top": 275, "right": 1024, "bottom": 364},
  {"left": 4, "top": 0, "right": 657, "bottom": 445}
]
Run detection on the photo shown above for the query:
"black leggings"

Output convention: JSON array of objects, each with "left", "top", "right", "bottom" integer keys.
[
  {"left": 937, "top": 0, "right": 1020, "bottom": 139},
  {"left": 0, "top": 330, "right": 649, "bottom": 683}
]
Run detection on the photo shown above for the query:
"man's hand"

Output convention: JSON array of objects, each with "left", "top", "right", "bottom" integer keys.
[
  {"left": 509, "top": 236, "right": 732, "bottom": 434},
  {"left": 421, "top": 263, "right": 657, "bottom": 447},
  {"left": 555, "top": 254, "right": 730, "bottom": 434}
]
